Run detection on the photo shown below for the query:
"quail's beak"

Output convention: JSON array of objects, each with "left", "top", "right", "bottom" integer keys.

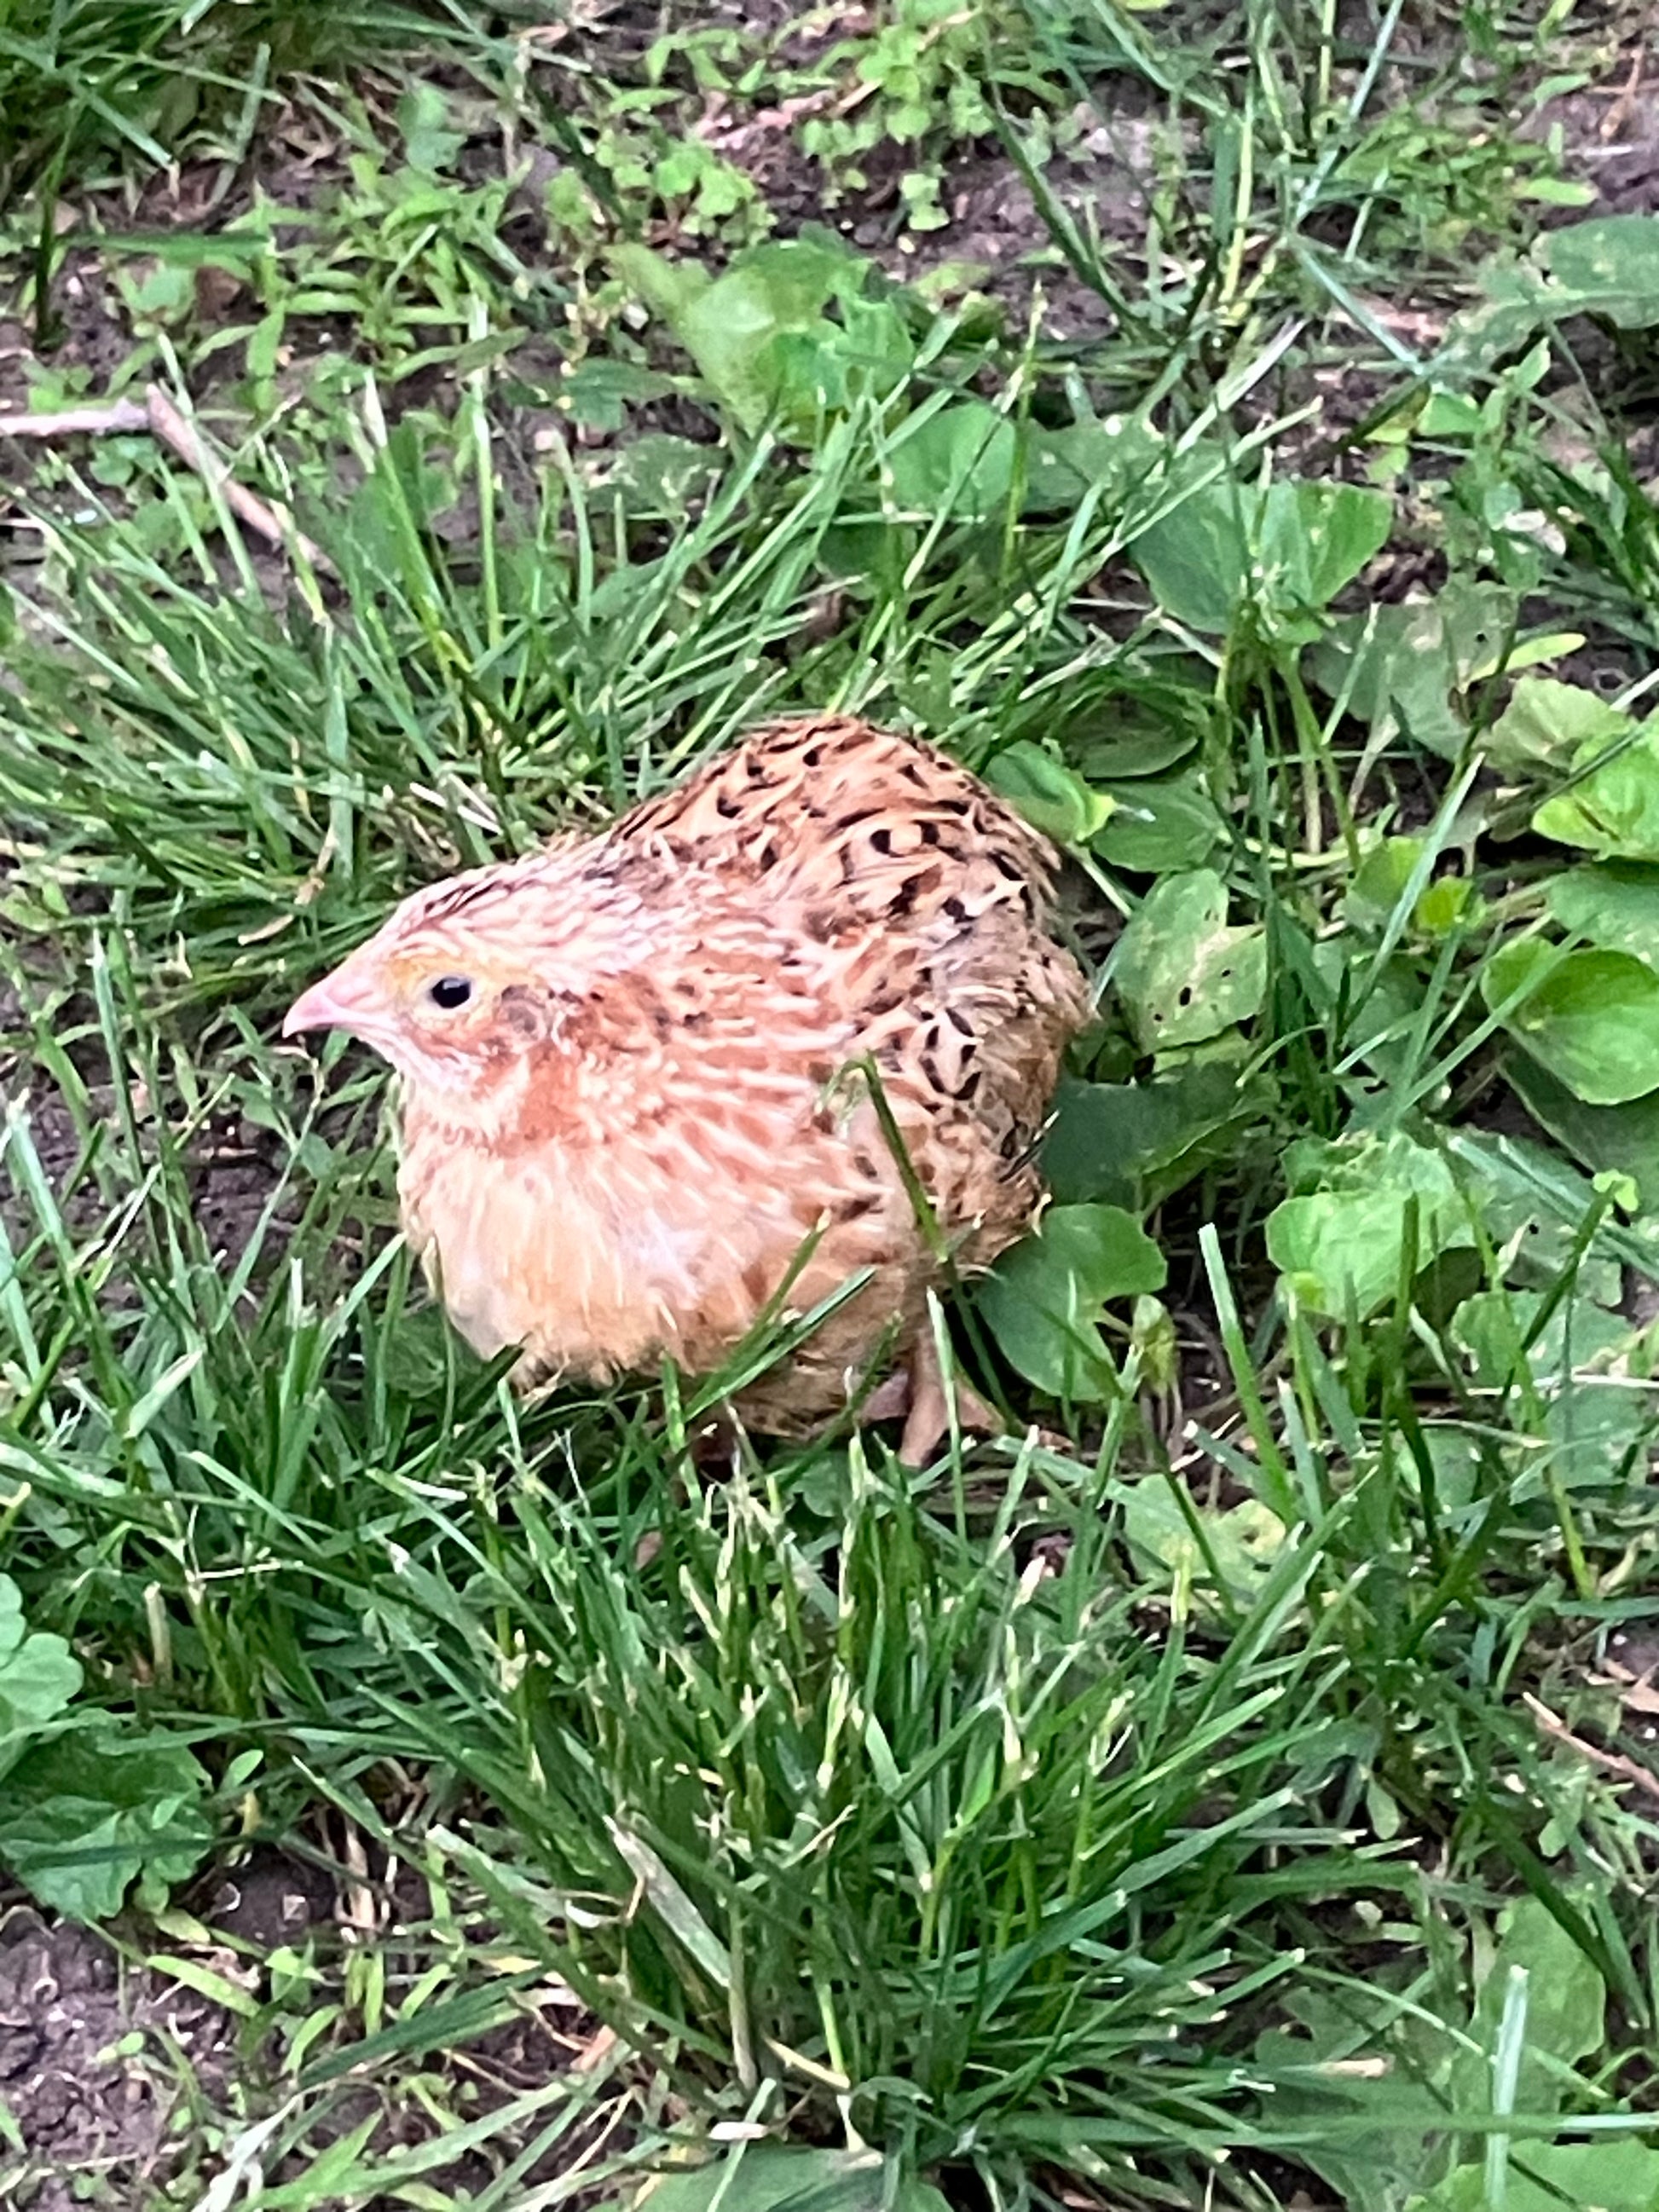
[{"left": 282, "top": 961, "right": 373, "bottom": 1041}]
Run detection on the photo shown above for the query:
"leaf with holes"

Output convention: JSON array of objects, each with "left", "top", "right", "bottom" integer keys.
[
  {"left": 1113, "top": 869, "right": 1266, "bottom": 1052},
  {"left": 1483, "top": 939, "right": 1659, "bottom": 1104},
  {"left": 979, "top": 1204, "right": 1166, "bottom": 1401},
  {"left": 1306, "top": 580, "right": 1518, "bottom": 759}
]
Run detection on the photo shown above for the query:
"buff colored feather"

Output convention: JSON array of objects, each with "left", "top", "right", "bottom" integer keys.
[{"left": 283, "top": 716, "right": 1091, "bottom": 1459}]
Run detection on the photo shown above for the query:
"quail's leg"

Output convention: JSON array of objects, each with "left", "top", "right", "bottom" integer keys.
[{"left": 861, "top": 1335, "right": 1001, "bottom": 1467}]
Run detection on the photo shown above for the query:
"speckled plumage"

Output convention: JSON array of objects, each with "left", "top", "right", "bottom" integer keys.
[{"left": 284, "top": 716, "right": 1091, "bottom": 1455}]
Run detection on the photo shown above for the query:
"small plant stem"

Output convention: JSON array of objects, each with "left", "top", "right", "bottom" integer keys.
[{"left": 1199, "top": 1223, "right": 1298, "bottom": 1527}]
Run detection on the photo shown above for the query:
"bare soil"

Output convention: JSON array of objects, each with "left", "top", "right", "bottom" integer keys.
[{"left": 0, "top": 1910, "right": 231, "bottom": 2209}]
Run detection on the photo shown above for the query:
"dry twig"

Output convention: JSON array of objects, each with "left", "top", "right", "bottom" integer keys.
[
  {"left": 1523, "top": 1689, "right": 1659, "bottom": 1803},
  {"left": 0, "top": 383, "right": 330, "bottom": 570}
]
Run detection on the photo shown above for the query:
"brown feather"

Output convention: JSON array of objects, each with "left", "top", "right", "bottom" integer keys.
[{"left": 284, "top": 716, "right": 1092, "bottom": 1441}]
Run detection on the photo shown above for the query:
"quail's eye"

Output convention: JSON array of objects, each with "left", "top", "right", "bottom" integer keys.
[{"left": 428, "top": 975, "right": 473, "bottom": 1011}]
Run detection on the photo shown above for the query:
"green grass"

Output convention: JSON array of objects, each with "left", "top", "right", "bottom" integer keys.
[
  {"left": 0, "top": 0, "right": 518, "bottom": 203},
  {"left": 4, "top": 1, "right": 1659, "bottom": 2207}
]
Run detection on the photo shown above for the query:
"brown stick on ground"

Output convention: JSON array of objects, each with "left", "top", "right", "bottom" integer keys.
[
  {"left": 0, "top": 397, "right": 150, "bottom": 436},
  {"left": 1523, "top": 1690, "right": 1659, "bottom": 1804},
  {"left": 0, "top": 384, "right": 331, "bottom": 571},
  {"left": 141, "top": 384, "right": 331, "bottom": 570}
]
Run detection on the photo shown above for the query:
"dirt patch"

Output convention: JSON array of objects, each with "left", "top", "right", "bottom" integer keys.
[
  {"left": 0, "top": 1909, "right": 233, "bottom": 2209},
  {"left": 0, "top": 1048, "right": 303, "bottom": 1284},
  {"left": 207, "top": 1842, "right": 339, "bottom": 1950},
  {"left": 1537, "top": 70, "right": 1659, "bottom": 221},
  {"left": 202, "top": 1844, "right": 616, "bottom": 2204},
  {"left": 0, "top": 1852, "right": 610, "bottom": 2208}
]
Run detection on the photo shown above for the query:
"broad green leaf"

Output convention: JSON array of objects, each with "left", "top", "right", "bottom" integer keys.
[
  {"left": 1092, "top": 771, "right": 1223, "bottom": 872},
  {"left": 1546, "top": 1368, "right": 1654, "bottom": 1491},
  {"left": 1124, "top": 462, "right": 1250, "bottom": 632},
  {"left": 1307, "top": 581, "right": 1517, "bottom": 759},
  {"left": 1113, "top": 869, "right": 1266, "bottom": 1051},
  {"left": 1118, "top": 1481, "right": 1286, "bottom": 1604},
  {"left": 1043, "top": 1064, "right": 1266, "bottom": 1211},
  {"left": 885, "top": 399, "right": 1015, "bottom": 519},
  {"left": 677, "top": 263, "right": 824, "bottom": 435},
  {"left": 1342, "top": 839, "right": 1476, "bottom": 938},
  {"left": 0, "top": 1731, "right": 212, "bottom": 1922},
  {"left": 612, "top": 239, "right": 877, "bottom": 435},
  {"left": 1445, "top": 212, "right": 1659, "bottom": 373},
  {"left": 397, "top": 83, "right": 465, "bottom": 174},
  {"left": 1132, "top": 475, "right": 1391, "bottom": 635},
  {"left": 609, "top": 241, "right": 713, "bottom": 325},
  {"left": 1342, "top": 836, "right": 1427, "bottom": 932},
  {"left": 582, "top": 434, "right": 724, "bottom": 521},
  {"left": 984, "top": 741, "right": 1113, "bottom": 844},
  {"left": 552, "top": 355, "right": 677, "bottom": 432},
  {"left": 1254, "top": 1887, "right": 1615, "bottom": 2212},
  {"left": 0, "top": 1578, "right": 82, "bottom": 1788},
  {"left": 1414, "top": 876, "right": 1477, "bottom": 935},
  {"left": 1022, "top": 413, "right": 1165, "bottom": 514},
  {"left": 1417, "top": 388, "right": 1483, "bottom": 436},
  {"left": 1065, "top": 679, "right": 1207, "bottom": 780},
  {"left": 1483, "top": 940, "right": 1659, "bottom": 1104},
  {"left": 1408, "top": 2140, "right": 1659, "bottom": 2212},
  {"left": 1266, "top": 1134, "right": 1474, "bottom": 1320},
  {"left": 1445, "top": 1124, "right": 1659, "bottom": 1293},
  {"left": 1548, "top": 214, "right": 1659, "bottom": 315},
  {"left": 1509, "top": 1057, "right": 1659, "bottom": 1212},
  {"left": 979, "top": 1203, "right": 1166, "bottom": 1401},
  {"left": 1453, "top": 1288, "right": 1630, "bottom": 1391},
  {"left": 1286, "top": 481, "right": 1395, "bottom": 606},
  {"left": 638, "top": 2146, "right": 948, "bottom": 2212},
  {"left": 1487, "top": 676, "right": 1631, "bottom": 777},
  {"left": 1531, "top": 722, "right": 1659, "bottom": 858},
  {"left": 1545, "top": 863, "right": 1659, "bottom": 962},
  {"left": 1252, "top": 1984, "right": 1461, "bottom": 2212},
  {"left": 1268, "top": 1186, "right": 1471, "bottom": 1320},
  {"left": 1446, "top": 1201, "right": 1656, "bottom": 1492}
]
